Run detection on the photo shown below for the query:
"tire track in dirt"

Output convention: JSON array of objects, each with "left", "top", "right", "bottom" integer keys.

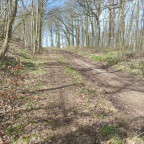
[{"left": 59, "top": 50, "right": 144, "bottom": 116}]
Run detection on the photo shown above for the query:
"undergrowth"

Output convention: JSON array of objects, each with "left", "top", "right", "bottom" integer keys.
[
  {"left": 0, "top": 50, "right": 34, "bottom": 143},
  {"left": 91, "top": 52, "right": 120, "bottom": 66}
]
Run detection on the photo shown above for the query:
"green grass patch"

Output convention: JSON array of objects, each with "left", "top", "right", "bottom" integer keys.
[
  {"left": 65, "top": 67, "right": 78, "bottom": 75},
  {"left": 0, "top": 58, "right": 18, "bottom": 68},
  {"left": 65, "top": 67, "right": 82, "bottom": 82},
  {"left": 82, "top": 103, "right": 88, "bottom": 107},
  {"left": 87, "top": 88, "right": 98, "bottom": 97},
  {"left": 18, "top": 52, "right": 32, "bottom": 60},
  {"left": 105, "top": 58, "right": 120, "bottom": 66},
  {"left": 48, "top": 120, "right": 56, "bottom": 130},
  {"left": 129, "top": 63, "right": 135, "bottom": 69},
  {"left": 33, "top": 132, "right": 39, "bottom": 140},
  {"left": 45, "top": 134, "right": 56, "bottom": 142},
  {"left": 97, "top": 113, "right": 108, "bottom": 119},
  {"left": 91, "top": 55, "right": 104, "bottom": 61},
  {"left": 22, "top": 135, "right": 30, "bottom": 143},
  {"left": 23, "top": 61, "right": 36, "bottom": 70},
  {"left": 7, "top": 125, "right": 22, "bottom": 136},
  {"left": 98, "top": 125, "right": 118, "bottom": 136},
  {"left": 25, "top": 100, "right": 34, "bottom": 110},
  {"left": 109, "top": 137, "right": 123, "bottom": 144},
  {"left": 78, "top": 87, "right": 85, "bottom": 95},
  {"left": 32, "top": 68, "right": 46, "bottom": 76},
  {"left": 91, "top": 52, "right": 120, "bottom": 66}
]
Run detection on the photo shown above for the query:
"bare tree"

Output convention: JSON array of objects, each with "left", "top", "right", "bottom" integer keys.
[{"left": 0, "top": 0, "right": 18, "bottom": 60}]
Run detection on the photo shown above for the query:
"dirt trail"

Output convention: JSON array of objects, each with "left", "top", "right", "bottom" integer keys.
[
  {"left": 1, "top": 49, "right": 144, "bottom": 143},
  {"left": 15, "top": 50, "right": 118, "bottom": 144},
  {"left": 59, "top": 50, "right": 144, "bottom": 116}
]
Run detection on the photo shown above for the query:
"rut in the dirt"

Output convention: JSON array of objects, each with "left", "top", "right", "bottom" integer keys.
[{"left": 59, "top": 50, "right": 144, "bottom": 116}]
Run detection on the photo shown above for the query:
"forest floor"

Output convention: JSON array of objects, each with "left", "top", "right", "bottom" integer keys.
[
  {"left": 0, "top": 46, "right": 144, "bottom": 144},
  {"left": 66, "top": 47, "right": 144, "bottom": 80},
  {"left": 59, "top": 50, "right": 144, "bottom": 115}
]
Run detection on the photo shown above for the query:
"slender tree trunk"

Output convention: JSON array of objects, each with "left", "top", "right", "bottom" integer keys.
[
  {"left": 57, "top": 24, "right": 60, "bottom": 48},
  {"left": 0, "top": 0, "right": 18, "bottom": 60},
  {"left": 50, "top": 26, "right": 53, "bottom": 47},
  {"left": 37, "top": 0, "right": 43, "bottom": 52},
  {"left": 22, "top": 4, "right": 27, "bottom": 50},
  {"left": 85, "top": 15, "right": 89, "bottom": 47},
  {"left": 120, "top": 0, "right": 125, "bottom": 50},
  {"left": 81, "top": 25, "right": 84, "bottom": 47},
  {"left": 71, "top": 17, "right": 74, "bottom": 46},
  {"left": 134, "top": 0, "right": 139, "bottom": 51},
  {"left": 108, "top": 8, "right": 112, "bottom": 47}
]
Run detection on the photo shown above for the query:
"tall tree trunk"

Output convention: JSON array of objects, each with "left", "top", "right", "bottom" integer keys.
[
  {"left": 120, "top": 0, "right": 125, "bottom": 50},
  {"left": 134, "top": 0, "right": 139, "bottom": 51},
  {"left": 22, "top": 3, "right": 27, "bottom": 50},
  {"left": 85, "top": 15, "right": 89, "bottom": 47},
  {"left": 71, "top": 17, "right": 74, "bottom": 46},
  {"left": 37, "top": 0, "right": 43, "bottom": 52},
  {"left": 50, "top": 26, "right": 53, "bottom": 47},
  {"left": 57, "top": 24, "right": 60, "bottom": 48},
  {"left": 81, "top": 25, "right": 84, "bottom": 47},
  {"left": 31, "top": 0, "right": 37, "bottom": 54},
  {"left": 0, "top": 0, "right": 18, "bottom": 60},
  {"left": 108, "top": 9, "right": 112, "bottom": 47}
]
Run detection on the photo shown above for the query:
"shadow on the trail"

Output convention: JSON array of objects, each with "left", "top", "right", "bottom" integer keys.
[
  {"left": 15, "top": 96, "right": 144, "bottom": 144},
  {"left": 35, "top": 115, "right": 144, "bottom": 144},
  {"left": 68, "top": 65, "right": 144, "bottom": 94},
  {"left": 40, "top": 61, "right": 69, "bottom": 67},
  {"left": 71, "top": 65, "right": 144, "bottom": 113},
  {"left": 23, "top": 61, "right": 36, "bottom": 69},
  {"left": 12, "top": 91, "right": 144, "bottom": 144},
  {"left": 68, "top": 64, "right": 144, "bottom": 94},
  {"left": 59, "top": 51, "right": 144, "bottom": 117},
  {"left": 29, "top": 83, "right": 78, "bottom": 94}
]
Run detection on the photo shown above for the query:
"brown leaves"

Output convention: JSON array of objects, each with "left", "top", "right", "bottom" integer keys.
[
  {"left": 0, "top": 90, "right": 5, "bottom": 97},
  {"left": 8, "top": 66, "right": 13, "bottom": 71},
  {"left": 18, "top": 75, "right": 24, "bottom": 81},
  {"left": 0, "top": 60, "right": 26, "bottom": 119}
]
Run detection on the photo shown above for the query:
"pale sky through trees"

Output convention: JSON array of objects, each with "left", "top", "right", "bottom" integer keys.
[
  {"left": 1, "top": 0, "right": 143, "bottom": 51},
  {"left": 43, "top": 0, "right": 144, "bottom": 48},
  {"left": 43, "top": 0, "right": 68, "bottom": 47}
]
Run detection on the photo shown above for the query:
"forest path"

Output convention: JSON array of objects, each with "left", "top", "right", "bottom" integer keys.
[
  {"left": 2, "top": 49, "right": 144, "bottom": 144},
  {"left": 59, "top": 50, "right": 144, "bottom": 116},
  {"left": 14, "top": 49, "right": 121, "bottom": 144}
]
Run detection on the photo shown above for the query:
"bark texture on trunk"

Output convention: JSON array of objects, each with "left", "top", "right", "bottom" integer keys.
[{"left": 0, "top": 0, "right": 18, "bottom": 60}]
